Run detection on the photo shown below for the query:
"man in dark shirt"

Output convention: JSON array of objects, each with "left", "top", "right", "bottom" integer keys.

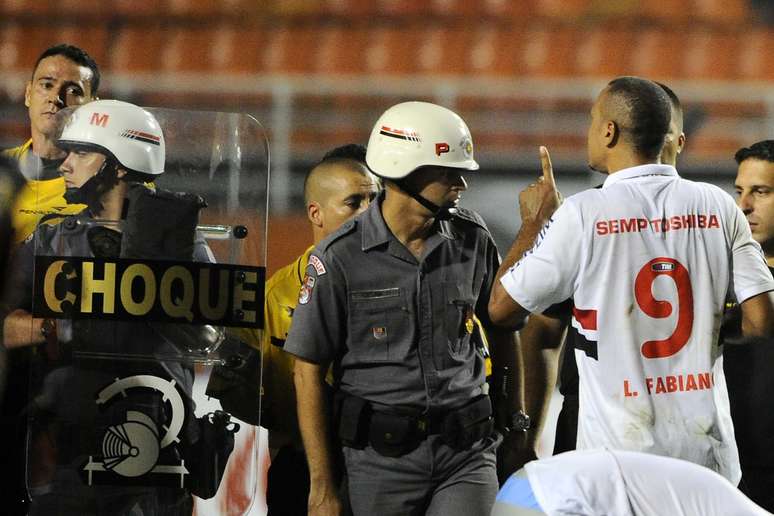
[{"left": 725, "top": 139, "right": 774, "bottom": 511}]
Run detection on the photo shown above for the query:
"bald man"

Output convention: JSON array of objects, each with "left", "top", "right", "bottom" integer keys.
[{"left": 263, "top": 144, "right": 379, "bottom": 515}]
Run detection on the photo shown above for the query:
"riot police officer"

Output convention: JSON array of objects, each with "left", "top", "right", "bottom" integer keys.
[{"left": 2, "top": 100, "right": 213, "bottom": 516}]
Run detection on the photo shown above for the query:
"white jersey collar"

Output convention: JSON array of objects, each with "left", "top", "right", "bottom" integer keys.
[{"left": 602, "top": 164, "right": 678, "bottom": 189}]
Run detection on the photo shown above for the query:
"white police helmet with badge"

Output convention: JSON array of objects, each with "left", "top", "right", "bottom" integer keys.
[
  {"left": 365, "top": 101, "right": 478, "bottom": 180},
  {"left": 365, "top": 101, "right": 478, "bottom": 219},
  {"left": 58, "top": 99, "right": 165, "bottom": 176}
]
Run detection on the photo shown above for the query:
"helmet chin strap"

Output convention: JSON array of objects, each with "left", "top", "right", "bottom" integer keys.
[
  {"left": 393, "top": 179, "right": 458, "bottom": 221},
  {"left": 63, "top": 158, "right": 119, "bottom": 215}
]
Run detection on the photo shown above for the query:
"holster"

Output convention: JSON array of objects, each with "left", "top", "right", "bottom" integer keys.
[
  {"left": 368, "top": 411, "right": 422, "bottom": 458},
  {"left": 440, "top": 395, "right": 494, "bottom": 450},
  {"left": 335, "top": 392, "right": 370, "bottom": 449}
]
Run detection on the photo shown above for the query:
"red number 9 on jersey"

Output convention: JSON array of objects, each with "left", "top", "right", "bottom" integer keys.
[{"left": 634, "top": 257, "right": 694, "bottom": 359}]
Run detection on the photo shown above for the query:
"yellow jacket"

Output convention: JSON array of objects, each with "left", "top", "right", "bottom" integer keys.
[
  {"left": 2, "top": 140, "right": 84, "bottom": 243},
  {"left": 247, "top": 246, "right": 313, "bottom": 449}
]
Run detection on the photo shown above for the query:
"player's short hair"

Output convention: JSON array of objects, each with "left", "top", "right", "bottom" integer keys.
[
  {"left": 605, "top": 76, "right": 671, "bottom": 161},
  {"left": 33, "top": 44, "right": 101, "bottom": 95},
  {"left": 318, "top": 143, "right": 367, "bottom": 166},
  {"left": 304, "top": 144, "right": 369, "bottom": 204},
  {"left": 656, "top": 82, "right": 682, "bottom": 116},
  {"left": 734, "top": 140, "right": 774, "bottom": 165}
]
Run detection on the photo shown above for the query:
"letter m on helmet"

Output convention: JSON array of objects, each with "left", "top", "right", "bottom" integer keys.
[{"left": 90, "top": 112, "right": 109, "bottom": 127}]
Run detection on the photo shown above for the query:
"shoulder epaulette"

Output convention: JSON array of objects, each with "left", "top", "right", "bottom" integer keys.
[
  {"left": 318, "top": 218, "right": 358, "bottom": 252},
  {"left": 453, "top": 208, "right": 490, "bottom": 233}
]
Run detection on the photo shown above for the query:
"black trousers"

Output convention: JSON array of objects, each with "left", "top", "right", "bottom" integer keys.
[
  {"left": 553, "top": 395, "right": 579, "bottom": 455},
  {"left": 266, "top": 446, "right": 311, "bottom": 516}
]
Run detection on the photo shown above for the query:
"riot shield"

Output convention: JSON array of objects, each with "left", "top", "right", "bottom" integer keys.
[{"left": 11, "top": 105, "right": 269, "bottom": 516}]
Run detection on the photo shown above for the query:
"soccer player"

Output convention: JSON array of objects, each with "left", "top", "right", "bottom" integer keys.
[
  {"left": 547, "top": 81, "right": 688, "bottom": 456},
  {"left": 489, "top": 76, "right": 774, "bottom": 483},
  {"left": 493, "top": 449, "right": 770, "bottom": 516}
]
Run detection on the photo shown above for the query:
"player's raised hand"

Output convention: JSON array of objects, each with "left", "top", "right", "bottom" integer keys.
[{"left": 518, "top": 146, "right": 562, "bottom": 227}]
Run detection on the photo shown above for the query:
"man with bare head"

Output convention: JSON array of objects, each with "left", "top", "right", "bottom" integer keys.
[
  {"left": 656, "top": 82, "right": 686, "bottom": 167},
  {"left": 262, "top": 144, "right": 379, "bottom": 515},
  {"left": 2, "top": 44, "right": 100, "bottom": 243},
  {"left": 304, "top": 145, "right": 381, "bottom": 244},
  {"left": 528, "top": 82, "right": 690, "bottom": 458},
  {"left": 0, "top": 44, "right": 98, "bottom": 512},
  {"left": 724, "top": 139, "right": 774, "bottom": 511},
  {"left": 735, "top": 141, "right": 774, "bottom": 266},
  {"left": 490, "top": 76, "right": 774, "bottom": 483}
]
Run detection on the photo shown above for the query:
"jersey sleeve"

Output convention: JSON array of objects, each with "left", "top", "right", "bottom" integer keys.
[
  {"left": 283, "top": 251, "right": 346, "bottom": 365},
  {"left": 499, "top": 201, "right": 584, "bottom": 314},
  {"left": 728, "top": 203, "right": 774, "bottom": 303}
]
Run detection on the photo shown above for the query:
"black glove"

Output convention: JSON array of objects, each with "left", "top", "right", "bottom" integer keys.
[{"left": 121, "top": 183, "right": 206, "bottom": 261}]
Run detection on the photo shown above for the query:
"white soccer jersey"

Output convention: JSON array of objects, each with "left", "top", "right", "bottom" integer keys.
[
  {"left": 521, "top": 449, "right": 768, "bottom": 516},
  {"left": 501, "top": 164, "right": 774, "bottom": 483}
]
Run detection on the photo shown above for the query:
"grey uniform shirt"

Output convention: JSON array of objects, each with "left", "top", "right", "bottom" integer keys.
[{"left": 284, "top": 196, "right": 501, "bottom": 413}]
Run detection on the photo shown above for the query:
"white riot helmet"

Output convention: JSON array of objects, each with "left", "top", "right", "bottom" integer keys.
[
  {"left": 366, "top": 101, "right": 479, "bottom": 180},
  {"left": 58, "top": 99, "right": 165, "bottom": 176}
]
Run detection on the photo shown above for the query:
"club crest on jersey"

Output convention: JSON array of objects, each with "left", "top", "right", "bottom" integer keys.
[
  {"left": 308, "top": 255, "right": 326, "bottom": 275},
  {"left": 372, "top": 326, "right": 387, "bottom": 340},
  {"left": 298, "top": 274, "right": 316, "bottom": 305},
  {"left": 651, "top": 261, "right": 676, "bottom": 272}
]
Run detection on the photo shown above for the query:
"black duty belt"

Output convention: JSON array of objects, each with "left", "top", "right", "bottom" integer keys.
[{"left": 335, "top": 393, "right": 494, "bottom": 457}]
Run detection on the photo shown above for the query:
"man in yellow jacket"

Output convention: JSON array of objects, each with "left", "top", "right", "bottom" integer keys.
[
  {"left": 262, "top": 144, "right": 379, "bottom": 514},
  {"left": 2, "top": 44, "right": 99, "bottom": 243}
]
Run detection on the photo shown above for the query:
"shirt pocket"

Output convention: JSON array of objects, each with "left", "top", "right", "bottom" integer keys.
[
  {"left": 444, "top": 282, "right": 476, "bottom": 359},
  {"left": 349, "top": 288, "right": 411, "bottom": 364}
]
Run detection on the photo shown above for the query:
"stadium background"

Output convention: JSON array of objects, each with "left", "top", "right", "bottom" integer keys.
[{"left": 1, "top": 1, "right": 772, "bottom": 514}]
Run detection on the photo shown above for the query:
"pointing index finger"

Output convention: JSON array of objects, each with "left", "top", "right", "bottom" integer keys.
[{"left": 539, "top": 146, "right": 556, "bottom": 189}]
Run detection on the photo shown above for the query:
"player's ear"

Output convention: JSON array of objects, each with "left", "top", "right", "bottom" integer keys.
[
  {"left": 308, "top": 201, "right": 323, "bottom": 228},
  {"left": 24, "top": 81, "right": 32, "bottom": 108},
  {"left": 605, "top": 120, "right": 619, "bottom": 148},
  {"left": 676, "top": 132, "right": 686, "bottom": 155}
]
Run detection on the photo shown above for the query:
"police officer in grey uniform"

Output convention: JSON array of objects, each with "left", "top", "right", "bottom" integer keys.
[{"left": 285, "top": 102, "right": 524, "bottom": 516}]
